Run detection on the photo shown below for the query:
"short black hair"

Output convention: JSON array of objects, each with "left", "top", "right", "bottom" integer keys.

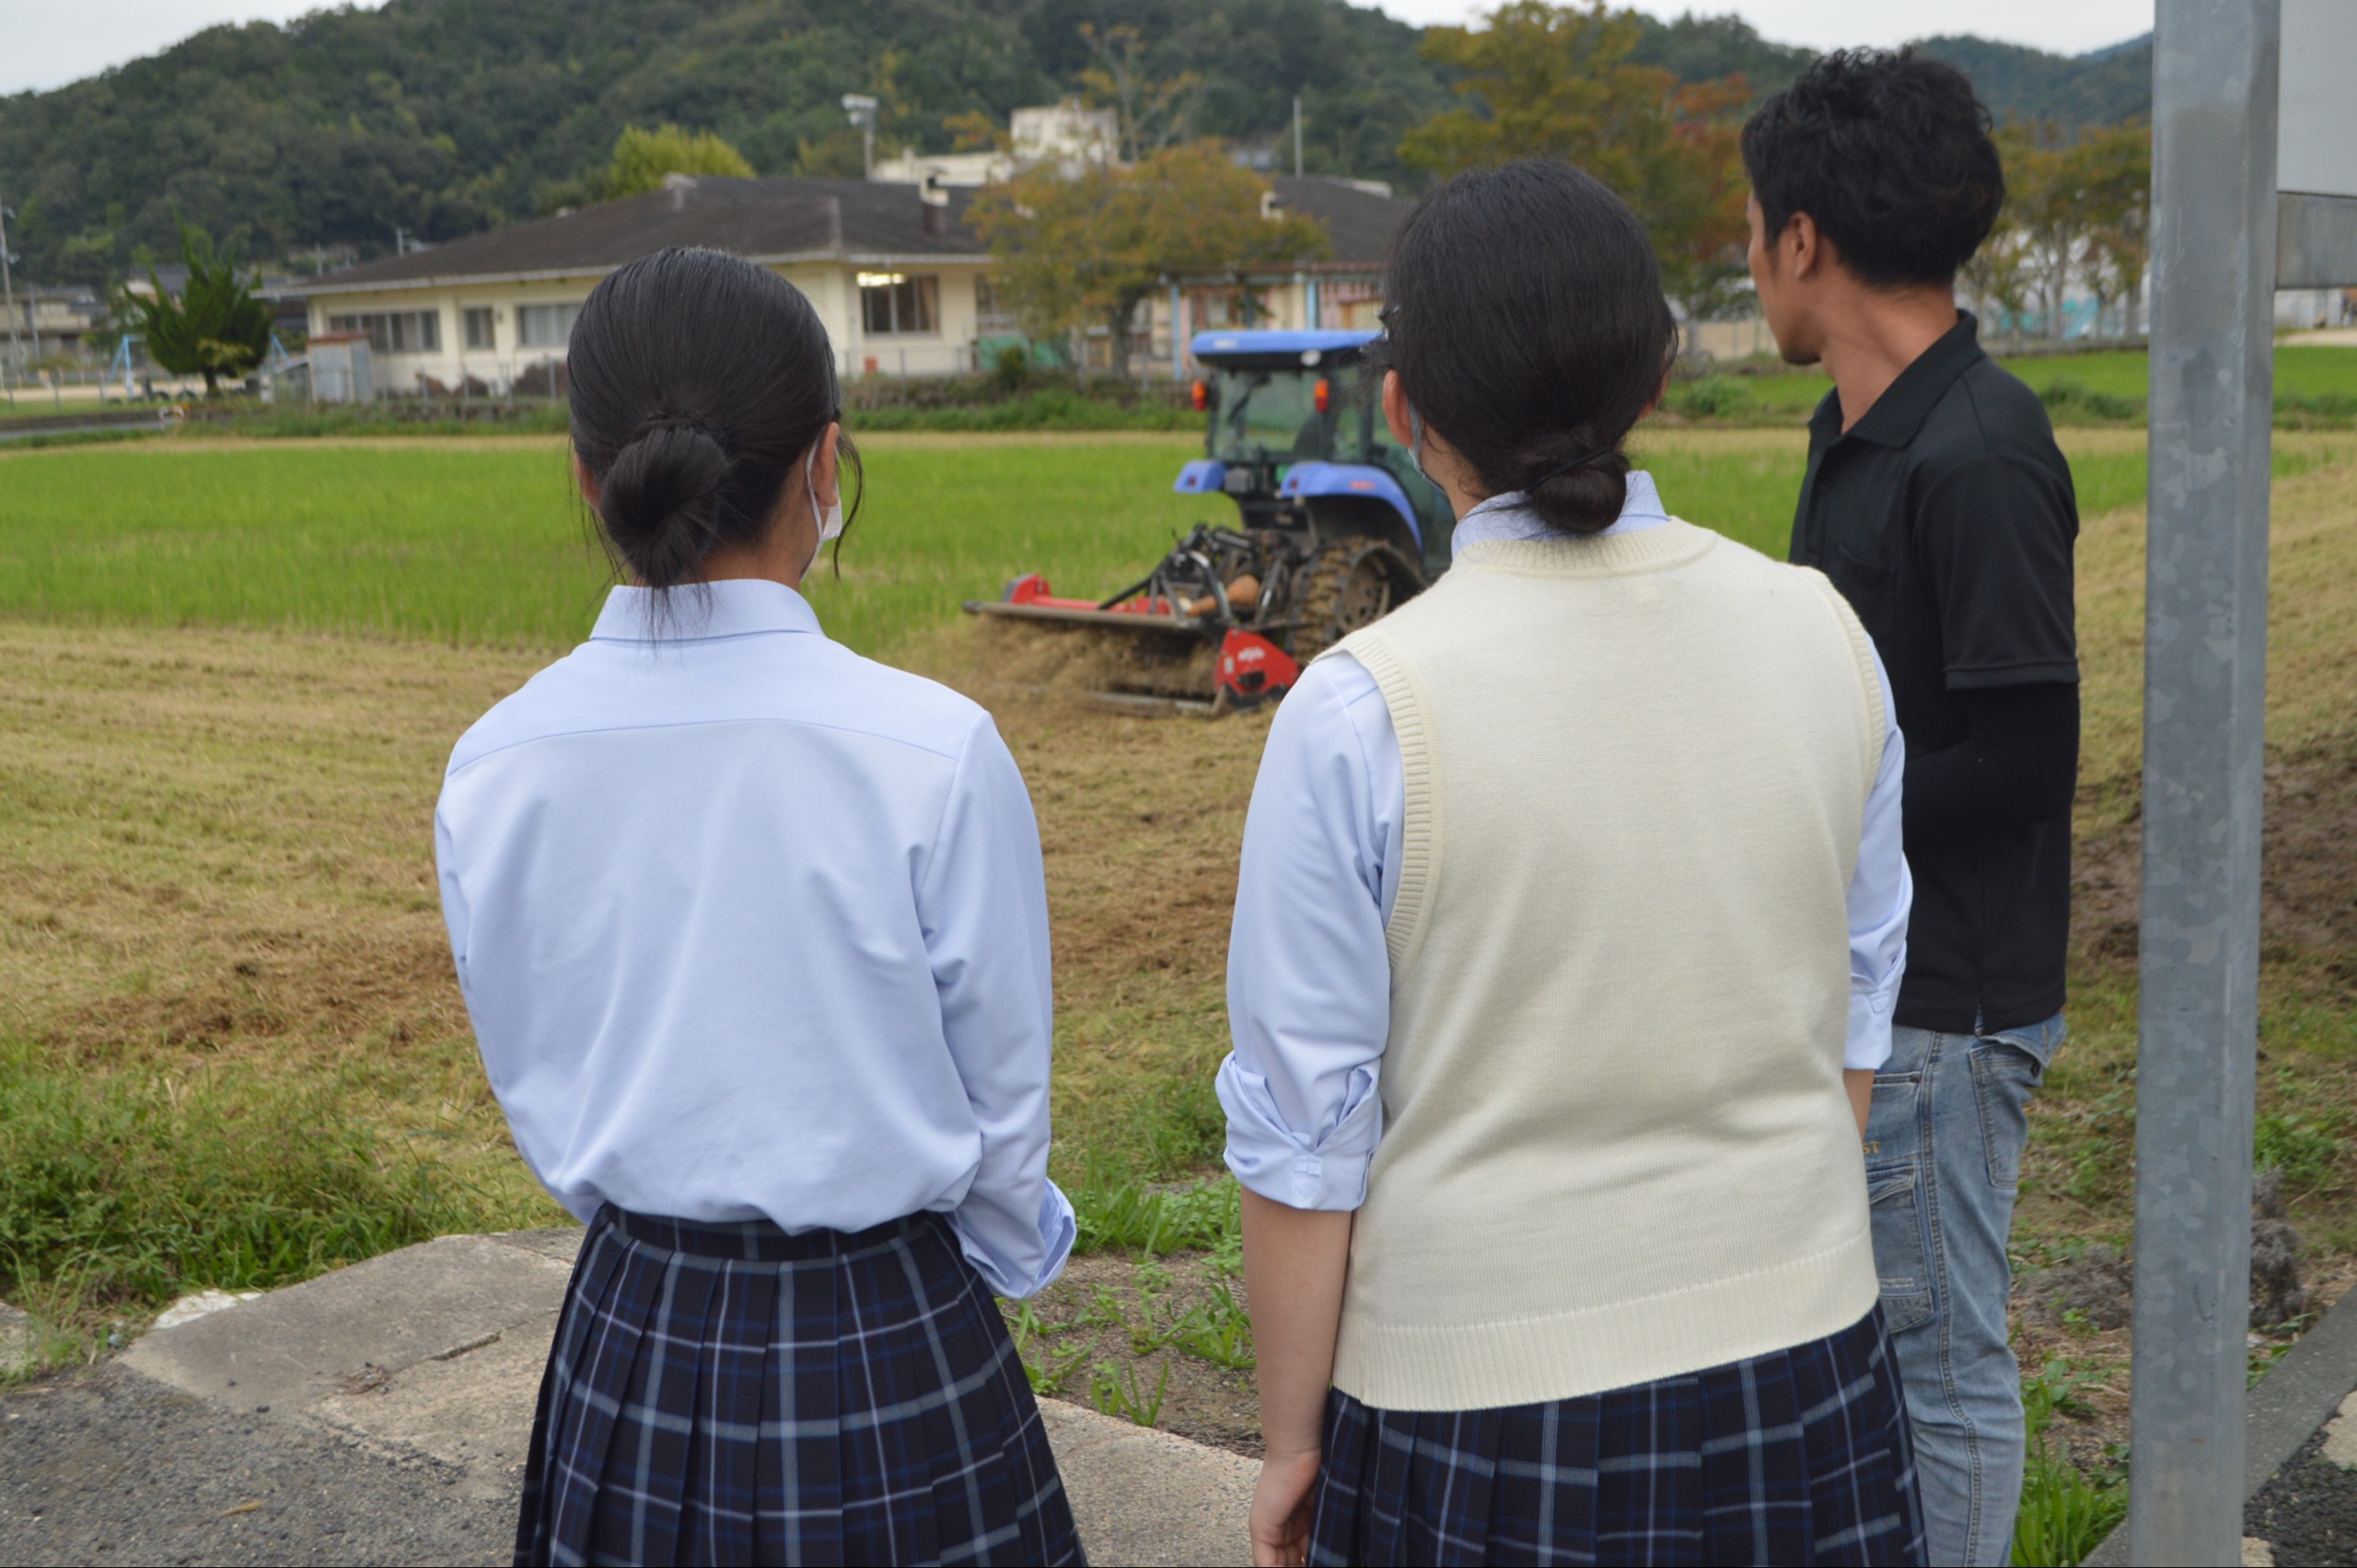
[
  {"left": 569, "top": 247, "right": 861, "bottom": 593},
  {"left": 1742, "top": 49, "right": 2003, "bottom": 289},
  {"left": 1377, "top": 160, "right": 1678, "bottom": 538}
]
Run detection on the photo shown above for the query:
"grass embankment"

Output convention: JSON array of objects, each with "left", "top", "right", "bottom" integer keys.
[
  {"left": 6, "top": 431, "right": 2357, "bottom": 1543},
  {"left": 1668, "top": 343, "right": 2357, "bottom": 428}
]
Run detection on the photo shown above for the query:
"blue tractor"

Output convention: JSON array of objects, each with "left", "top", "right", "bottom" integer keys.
[{"left": 963, "top": 329, "right": 1454, "bottom": 709}]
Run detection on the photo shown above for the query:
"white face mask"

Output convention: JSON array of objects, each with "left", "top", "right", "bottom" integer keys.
[
  {"left": 807, "top": 447, "right": 843, "bottom": 545},
  {"left": 1407, "top": 403, "right": 1433, "bottom": 483}
]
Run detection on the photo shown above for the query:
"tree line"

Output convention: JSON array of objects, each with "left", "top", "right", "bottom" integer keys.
[
  {"left": 0, "top": 0, "right": 2148, "bottom": 291},
  {"left": 973, "top": 3, "right": 2156, "bottom": 366},
  {"left": 91, "top": 0, "right": 2160, "bottom": 389}
]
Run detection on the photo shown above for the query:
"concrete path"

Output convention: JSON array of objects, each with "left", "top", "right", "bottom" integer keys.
[{"left": 6, "top": 1228, "right": 1257, "bottom": 1566}]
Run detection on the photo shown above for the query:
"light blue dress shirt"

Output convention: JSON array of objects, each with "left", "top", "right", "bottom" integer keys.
[
  {"left": 1219, "top": 473, "right": 1912, "bottom": 1212},
  {"left": 435, "top": 579, "right": 1074, "bottom": 1297}
]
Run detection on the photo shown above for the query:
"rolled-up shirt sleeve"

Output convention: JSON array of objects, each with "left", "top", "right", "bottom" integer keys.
[
  {"left": 921, "top": 715, "right": 1075, "bottom": 1297},
  {"left": 1220, "top": 655, "right": 1399, "bottom": 1211},
  {"left": 1847, "top": 648, "right": 1911, "bottom": 1071}
]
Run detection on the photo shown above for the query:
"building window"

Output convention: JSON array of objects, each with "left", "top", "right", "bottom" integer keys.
[
  {"left": 860, "top": 273, "right": 937, "bottom": 335},
  {"left": 463, "top": 308, "right": 495, "bottom": 350},
  {"left": 973, "top": 275, "right": 1017, "bottom": 333},
  {"left": 517, "top": 301, "right": 582, "bottom": 349},
  {"left": 326, "top": 310, "right": 440, "bottom": 354}
]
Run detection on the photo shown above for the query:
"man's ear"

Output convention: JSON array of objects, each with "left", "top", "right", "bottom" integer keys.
[
  {"left": 1381, "top": 369, "right": 1415, "bottom": 448},
  {"left": 1785, "top": 211, "right": 1823, "bottom": 280}
]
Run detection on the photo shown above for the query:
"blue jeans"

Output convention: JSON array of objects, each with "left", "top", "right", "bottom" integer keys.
[{"left": 1866, "top": 1014, "right": 2064, "bottom": 1568}]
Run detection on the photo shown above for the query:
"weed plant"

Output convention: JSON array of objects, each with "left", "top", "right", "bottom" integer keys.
[
  {"left": 1089, "top": 1356, "right": 1172, "bottom": 1427},
  {"left": 2011, "top": 1360, "right": 2127, "bottom": 1567},
  {"left": 1070, "top": 1174, "right": 1240, "bottom": 1257}
]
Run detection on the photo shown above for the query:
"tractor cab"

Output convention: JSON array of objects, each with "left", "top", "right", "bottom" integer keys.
[{"left": 1175, "top": 330, "right": 1455, "bottom": 578}]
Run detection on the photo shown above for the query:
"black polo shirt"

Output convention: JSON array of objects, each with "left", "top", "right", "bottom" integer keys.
[{"left": 1789, "top": 314, "right": 2079, "bottom": 1035}]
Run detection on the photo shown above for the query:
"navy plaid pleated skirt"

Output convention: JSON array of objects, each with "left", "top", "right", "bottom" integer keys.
[
  {"left": 1309, "top": 1308, "right": 1923, "bottom": 1567},
  {"left": 515, "top": 1205, "right": 1082, "bottom": 1567}
]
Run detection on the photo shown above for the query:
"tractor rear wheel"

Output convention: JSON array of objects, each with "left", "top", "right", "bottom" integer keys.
[{"left": 1289, "top": 537, "right": 1421, "bottom": 665}]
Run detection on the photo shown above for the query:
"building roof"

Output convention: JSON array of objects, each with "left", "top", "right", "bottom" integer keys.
[
  {"left": 299, "top": 178, "right": 989, "bottom": 296},
  {"left": 294, "top": 170, "right": 1411, "bottom": 299},
  {"left": 1267, "top": 177, "right": 1411, "bottom": 272}
]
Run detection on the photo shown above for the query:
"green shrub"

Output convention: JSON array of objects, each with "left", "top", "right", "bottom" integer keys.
[
  {"left": 2274, "top": 389, "right": 2357, "bottom": 426},
  {"left": 2037, "top": 379, "right": 2144, "bottom": 422},
  {"left": 2256, "top": 1111, "right": 2342, "bottom": 1190},
  {"left": 853, "top": 389, "right": 1196, "bottom": 433},
  {"left": 0, "top": 1042, "right": 482, "bottom": 1313},
  {"left": 1662, "top": 377, "right": 1755, "bottom": 420}
]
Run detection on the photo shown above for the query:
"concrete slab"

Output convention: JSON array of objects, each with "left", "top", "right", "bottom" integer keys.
[
  {"left": 1038, "top": 1397, "right": 1257, "bottom": 1568},
  {"left": 0, "top": 1303, "right": 34, "bottom": 1376},
  {"left": 111, "top": 1229, "right": 1260, "bottom": 1566},
  {"left": 122, "top": 1233, "right": 575, "bottom": 1415},
  {"left": 308, "top": 1311, "right": 560, "bottom": 1500}
]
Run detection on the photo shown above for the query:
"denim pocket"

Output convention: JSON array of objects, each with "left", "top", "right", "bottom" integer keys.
[
  {"left": 1866, "top": 1160, "right": 1934, "bottom": 1334},
  {"left": 1970, "top": 1035, "right": 2050, "bottom": 1191}
]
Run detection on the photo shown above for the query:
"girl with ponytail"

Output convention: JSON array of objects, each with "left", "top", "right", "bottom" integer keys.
[
  {"left": 435, "top": 248, "right": 1079, "bottom": 1566},
  {"left": 1223, "top": 164, "right": 1923, "bottom": 1566}
]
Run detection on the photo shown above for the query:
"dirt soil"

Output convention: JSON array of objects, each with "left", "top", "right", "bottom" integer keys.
[{"left": 1000, "top": 1250, "right": 1264, "bottom": 1458}]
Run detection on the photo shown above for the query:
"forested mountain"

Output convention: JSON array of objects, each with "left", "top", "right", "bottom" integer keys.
[
  {"left": 1921, "top": 33, "right": 2152, "bottom": 128},
  {"left": 0, "top": 0, "right": 2149, "bottom": 289}
]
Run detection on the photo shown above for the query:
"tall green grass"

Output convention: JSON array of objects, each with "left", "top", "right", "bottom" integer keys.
[{"left": 0, "top": 1040, "right": 495, "bottom": 1318}]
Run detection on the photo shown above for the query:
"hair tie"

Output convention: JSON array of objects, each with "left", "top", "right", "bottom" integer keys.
[{"left": 1527, "top": 444, "right": 1616, "bottom": 491}]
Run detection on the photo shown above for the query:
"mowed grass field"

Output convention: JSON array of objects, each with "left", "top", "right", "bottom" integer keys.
[{"left": 6, "top": 426, "right": 2357, "bottom": 1509}]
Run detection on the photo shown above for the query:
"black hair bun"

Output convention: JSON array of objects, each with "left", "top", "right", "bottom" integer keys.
[
  {"left": 598, "top": 421, "right": 732, "bottom": 589},
  {"left": 1518, "top": 436, "right": 1631, "bottom": 537}
]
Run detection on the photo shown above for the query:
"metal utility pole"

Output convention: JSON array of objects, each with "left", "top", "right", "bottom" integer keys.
[
  {"left": 842, "top": 95, "right": 879, "bottom": 180},
  {"left": 0, "top": 198, "right": 19, "bottom": 390},
  {"left": 1293, "top": 95, "right": 1304, "bottom": 179},
  {"left": 2127, "top": 4, "right": 2280, "bottom": 1561}
]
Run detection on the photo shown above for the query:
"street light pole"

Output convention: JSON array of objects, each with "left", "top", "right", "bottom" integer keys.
[
  {"left": 842, "top": 95, "right": 879, "bottom": 180},
  {"left": 2127, "top": 4, "right": 2281, "bottom": 1562}
]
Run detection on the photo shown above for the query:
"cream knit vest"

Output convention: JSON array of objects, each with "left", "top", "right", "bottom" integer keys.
[{"left": 1329, "top": 520, "right": 1886, "bottom": 1411}]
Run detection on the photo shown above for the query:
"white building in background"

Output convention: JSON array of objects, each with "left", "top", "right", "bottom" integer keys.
[
  {"left": 870, "top": 100, "right": 1119, "bottom": 187},
  {"left": 284, "top": 175, "right": 999, "bottom": 391}
]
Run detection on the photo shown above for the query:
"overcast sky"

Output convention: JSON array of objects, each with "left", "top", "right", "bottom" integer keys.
[{"left": 1, "top": 0, "right": 2156, "bottom": 98}]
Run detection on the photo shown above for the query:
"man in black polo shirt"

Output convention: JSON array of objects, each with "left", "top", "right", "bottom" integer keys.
[{"left": 1743, "top": 51, "right": 2079, "bottom": 1567}]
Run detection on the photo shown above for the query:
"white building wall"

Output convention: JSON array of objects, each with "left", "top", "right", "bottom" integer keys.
[{"left": 306, "top": 263, "right": 988, "bottom": 394}]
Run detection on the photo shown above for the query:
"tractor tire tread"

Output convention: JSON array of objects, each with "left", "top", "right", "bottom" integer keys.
[{"left": 1289, "top": 537, "right": 1420, "bottom": 666}]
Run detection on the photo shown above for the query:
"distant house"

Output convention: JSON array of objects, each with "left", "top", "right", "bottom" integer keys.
[
  {"left": 274, "top": 170, "right": 1411, "bottom": 396},
  {"left": 3, "top": 285, "right": 108, "bottom": 360}
]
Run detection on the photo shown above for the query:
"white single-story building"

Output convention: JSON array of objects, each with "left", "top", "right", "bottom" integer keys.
[{"left": 280, "top": 171, "right": 1411, "bottom": 393}]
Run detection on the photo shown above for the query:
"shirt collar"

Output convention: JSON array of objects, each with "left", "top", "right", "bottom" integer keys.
[
  {"left": 1451, "top": 469, "right": 1670, "bottom": 552},
  {"left": 1814, "top": 310, "right": 1987, "bottom": 451},
  {"left": 590, "top": 578, "right": 824, "bottom": 643}
]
